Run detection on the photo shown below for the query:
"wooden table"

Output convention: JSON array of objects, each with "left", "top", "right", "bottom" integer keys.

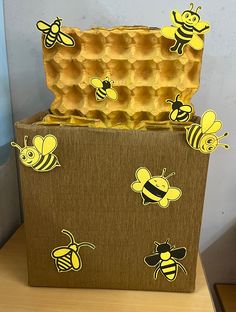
[{"left": 0, "top": 226, "right": 214, "bottom": 312}]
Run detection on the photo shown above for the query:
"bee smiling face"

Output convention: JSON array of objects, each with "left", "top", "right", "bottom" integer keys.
[
  {"left": 148, "top": 177, "right": 169, "bottom": 194},
  {"left": 199, "top": 135, "right": 218, "bottom": 154},
  {"left": 19, "top": 147, "right": 40, "bottom": 167},
  {"left": 182, "top": 11, "right": 200, "bottom": 26}
]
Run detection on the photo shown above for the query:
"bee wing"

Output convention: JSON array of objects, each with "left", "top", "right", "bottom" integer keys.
[
  {"left": 170, "top": 109, "right": 179, "bottom": 121},
  {"left": 106, "top": 88, "right": 118, "bottom": 100},
  {"left": 159, "top": 187, "right": 182, "bottom": 208},
  {"left": 144, "top": 253, "right": 160, "bottom": 267},
  {"left": 52, "top": 247, "right": 71, "bottom": 258},
  {"left": 33, "top": 135, "right": 44, "bottom": 153},
  {"left": 161, "top": 26, "right": 177, "bottom": 40},
  {"left": 36, "top": 20, "right": 50, "bottom": 33},
  {"left": 189, "top": 34, "right": 204, "bottom": 50},
  {"left": 194, "top": 21, "right": 210, "bottom": 33},
  {"left": 170, "top": 10, "right": 183, "bottom": 26},
  {"left": 201, "top": 110, "right": 222, "bottom": 134},
  {"left": 131, "top": 167, "right": 151, "bottom": 192},
  {"left": 91, "top": 78, "right": 103, "bottom": 88},
  {"left": 71, "top": 252, "right": 81, "bottom": 270},
  {"left": 181, "top": 105, "right": 192, "bottom": 113},
  {"left": 171, "top": 247, "right": 187, "bottom": 260},
  {"left": 58, "top": 31, "right": 75, "bottom": 46},
  {"left": 41, "top": 135, "right": 58, "bottom": 155}
]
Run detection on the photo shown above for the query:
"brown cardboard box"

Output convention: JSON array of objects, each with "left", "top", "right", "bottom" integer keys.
[{"left": 14, "top": 111, "right": 209, "bottom": 292}]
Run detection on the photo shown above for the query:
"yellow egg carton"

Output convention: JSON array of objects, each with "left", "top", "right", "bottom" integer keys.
[{"left": 41, "top": 26, "right": 203, "bottom": 128}]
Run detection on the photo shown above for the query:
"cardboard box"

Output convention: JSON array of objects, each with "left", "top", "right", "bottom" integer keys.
[{"left": 14, "top": 111, "right": 209, "bottom": 292}]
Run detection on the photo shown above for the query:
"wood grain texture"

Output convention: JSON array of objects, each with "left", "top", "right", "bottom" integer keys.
[
  {"left": 14, "top": 113, "right": 209, "bottom": 292},
  {"left": 0, "top": 226, "right": 215, "bottom": 312}
]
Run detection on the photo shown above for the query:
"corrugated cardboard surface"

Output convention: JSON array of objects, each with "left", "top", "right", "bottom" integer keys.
[{"left": 15, "top": 112, "right": 209, "bottom": 292}]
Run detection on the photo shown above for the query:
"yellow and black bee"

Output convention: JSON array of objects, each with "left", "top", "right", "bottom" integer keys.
[
  {"left": 185, "top": 110, "right": 229, "bottom": 154},
  {"left": 36, "top": 17, "right": 75, "bottom": 48},
  {"left": 161, "top": 3, "right": 210, "bottom": 55},
  {"left": 144, "top": 240, "right": 187, "bottom": 282},
  {"left": 91, "top": 77, "right": 118, "bottom": 101},
  {"left": 11, "top": 134, "right": 60, "bottom": 172},
  {"left": 131, "top": 167, "right": 182, "bottom": 208},
  {"left": 167, "top": 94, "right": 192, "bottom": 122},
  {"left": 51, "top": 229, "right": 95, "bottom": 272}
]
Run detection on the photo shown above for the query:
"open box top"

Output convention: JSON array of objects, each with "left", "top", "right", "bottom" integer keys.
[{"left": 40, "top": 26, "right": 203, "bottom": 128}]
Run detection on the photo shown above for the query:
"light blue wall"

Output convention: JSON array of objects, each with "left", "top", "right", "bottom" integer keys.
[
  {"left": 0, "top": 0, "right": 13, "bottom": 148},
  {"left": 2, "top": 0, "right": 236, "bottom": 309},
  {"left": 0, "top": 0, "right": 21, "bottom": 246}
]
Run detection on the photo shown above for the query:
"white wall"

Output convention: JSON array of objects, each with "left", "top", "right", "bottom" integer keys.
[{"left": 3, "top": 0, "right": 236, "bottom": 308}]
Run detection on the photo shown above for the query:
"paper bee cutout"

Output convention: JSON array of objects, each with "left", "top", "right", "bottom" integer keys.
[
  {"left": 161, "top": 3, "right": 210, "bottom": 55},
  {"left": 91, "top": 77, "right": 118, "bottom": 101},
  {"left": 167, "top": 94, "right": 192, "bottom": 122},
  {"left": 36, "top": 17, "right": 75, "bottom": 48},
  {"left": 144, "top": 240, "right": 187, "bottom": 282},
  {"left": 131, "top": 167, "right": 182, "bottom": 208},
  {"left": 185, "top": 110, "right": 229, "bottom": 154},
  {"left": 51, "top": 229, "right": 95, "bottom": 273},
  {"left": 11, "top": 134, "right": 60, "bottom": 172}
]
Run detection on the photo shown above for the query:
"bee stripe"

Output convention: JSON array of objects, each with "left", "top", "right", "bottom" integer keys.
[
  {"left": 163, "top": 266, "right": 176, "bottom": 273},
  {"left": 48, "top": 33, "right": 56, "bottom": 39},
  {"left": 33, "top": 155, "right": 50, "bottom": 171},
  {"left": 47, "top": 36, "right": 55, "bottom": 43},
  {"left": 43, "top": 155, "right": 57, "bottom": 171},
  {"left": 96, "top": 91, "right": 106, "bottom": 100},
  {"left": 96, "top": 93, "right": 105, "bottom": 100},
  {"left": 59, "top": 257, "right": 71, "bottom": 266},
  {"left": 175, "top": 32, "right": 191, "bottom": 43},
  {"left": 57, "top": 261, "right": 69, "bottom": 269},
  {"left": 182, "top": 24, "right": 194, "bottom": 31},
  {"left": 144, "top": 181, "right": 167, "bottom": 198},
  {"left": 177, "top": 112, "right": 189, "bottom": 122},
  {"left": 177, "top": 28, "right": 192, "bottom": 39},
  {"left": 161, "top": 263, "right": 176, "bottom": 269},
  {"left": 188, "top": 125, "right": 202, "bottom": 149},
  {"left": 165, "top": 271, "right": 176, "bottom": 276},
  {"left": 99, "top": 88, "right": 107, "bottom": 95},
  {"left": 62, "top": 254, "right": 72, "bottom": 262}
]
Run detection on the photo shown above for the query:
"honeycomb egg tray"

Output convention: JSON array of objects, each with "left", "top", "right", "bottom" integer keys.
[{"left": 41, "top": 26, "right": 203, "bottom": 128}]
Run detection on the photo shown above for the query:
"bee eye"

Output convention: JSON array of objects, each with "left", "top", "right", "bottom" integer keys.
[
  {"left": 28, "top": 151, "right": 34, "bottom": 157},
  {"left": 21, "top": 155, "right": 26, "bottom": 160},
  {"left": 208, "top": 146, "right": 213, "bottom": 151},
  {"left": 193, "top": 17, "right": 196, "bottom": 22},
  {"left": 207, "top": 139, "right": 213, "bottom": 144},
  {"left": 185, "top": 13, "right": 189, "bottom": 18}
]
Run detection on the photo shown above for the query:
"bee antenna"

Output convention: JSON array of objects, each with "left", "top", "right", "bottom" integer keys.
[
  {"left": 154, "top": 241, "right": 159, "bottom": 246},
  {"left": 62, "top": 229, "right": 75, "bottom": 244},
  {"left": 165, "top": 172, "right": 175, "bottom": 179},
  {"left": 165, "top": 238, "right": 170, "bottom": 244},
  {"left": 190, "top": 3, "right": 194, "bottom": 11},
  {"left": 161, "top": 168, "right": 166, "bottom": 176},
  {"left": 24, "top": 135, "right": 28, "bottom": 147},
  {"left": 166, "top": 99, "right": 174, "bottom": 104},
  {"left": 10, "top": 141, "right": 22, "bottom": 151},
  {"left": 218, "top": 132, "right": 229, "bottom": 140},
  {"left": 218, "top": 143, "right": 230, "bottom": 150},
  {"left": 196, "top": 6, "right": 202, "bottom": 13},
  {"left": 176, "top": 94, "right": 180, "bottom": 101}
]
